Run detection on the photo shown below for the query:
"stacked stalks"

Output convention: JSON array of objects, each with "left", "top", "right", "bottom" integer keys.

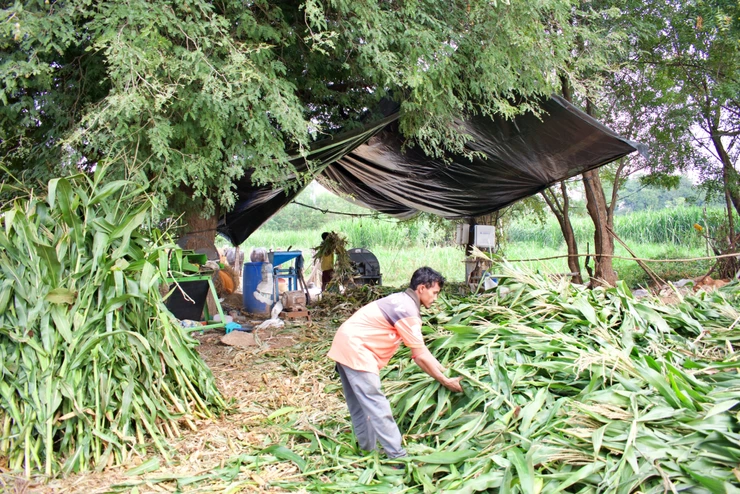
[
  {"left": 378, "top": 267, "right": 740, "bottom": 492},
  {"left": 108, "top": 265, "right": 740, "bottom": 493},
  {"left": 0, "top": 172, "right": 225, "bottom": 476},
  {"left": 313, "top": 231, "right": 354, "bottom": 288},
  {"left": 268, "top": 266, "right": 740, "bottom": 492}
]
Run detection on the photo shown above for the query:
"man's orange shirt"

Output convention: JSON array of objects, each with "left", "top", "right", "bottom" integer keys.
[{"left": 328, "top": 289, "right": 426, "bottom": 374}]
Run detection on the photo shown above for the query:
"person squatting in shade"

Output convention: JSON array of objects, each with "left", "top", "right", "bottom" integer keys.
[{"left": 327, "top": 266, "right": 464, "bottom": 458}]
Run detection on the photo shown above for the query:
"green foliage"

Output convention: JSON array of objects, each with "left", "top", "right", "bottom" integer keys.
[
  {"left": 119, "top": 267, "right": 740, "bottom": 492},
  {"left": 337, "top": 217, "right": 450, "bottom": 251},
  {"left": 600, "top": 0, "right": 740, "bottom": 218},
  {"left": 1, "top": 0, "right": 311, "bottom": 217},
  {"left": 1, "top": 0, "right": 620, "bottom": 220},
  {"left": 486, "top": 240, "right": 711, "bottom": 289},
  {"left": 260, "top": 185, "right": 375, "bottom": 232},
  {"left": 246, "top": 207, "right": 451, "bottom": 253},
  {"left": 507, "top": 205, "right": 725, "bottom": 248},
  {"left": 613, "top": 206, "right": 725, "bottom": 246},
  {"left": 0, "top": 170, "right": 225, "bottom": 475},
  {"left": 241, "top": 205, "right": 717, "bottom": 288},
  {"left": 615, "top": 245, "right": 712, "bottom": 288},
  {"left": 240, "top": 223, "right": 465, "bottom": 288},
  {"left": 617, "top": 176, "right": 722, "bottom": 213},
  {"left": 369, "top": 246, "right": 466, "bottom": 288}
]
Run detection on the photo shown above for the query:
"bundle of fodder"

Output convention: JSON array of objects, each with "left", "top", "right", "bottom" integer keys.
[
  {"left": 224, "top": 264, "right": 740, "bottom": 493},
  {"left": 313, "top": 231, "right": 354, "bottom": 288},
  {"left": 0, "top": 172, "right": 225, "bottom": 476}
]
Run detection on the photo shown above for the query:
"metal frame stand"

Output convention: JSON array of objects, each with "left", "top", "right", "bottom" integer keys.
[{"left": 165, "top": 274, "right": 226, "bottom": 330}]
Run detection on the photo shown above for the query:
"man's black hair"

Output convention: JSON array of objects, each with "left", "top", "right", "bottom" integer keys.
[
  {"left": 321, "top": 232, "right": 329, "bottom": 240},
  {"left": 409, "top": 266, "right": 445, "bottom": 290}
]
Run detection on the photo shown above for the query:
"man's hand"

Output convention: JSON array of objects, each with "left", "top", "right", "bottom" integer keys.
[
  {"left": 442, "top": 376, "right": 464, "bottom": 393},
  {"left": 412, "top": 348, "right": 464, "bottom": 392}
]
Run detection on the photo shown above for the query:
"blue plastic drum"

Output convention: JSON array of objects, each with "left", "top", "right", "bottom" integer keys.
[{"left": 243, "top": 262, "right": 270, "bottom": 315}]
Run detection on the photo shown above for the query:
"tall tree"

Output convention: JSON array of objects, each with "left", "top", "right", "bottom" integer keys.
[
  {"left": 552, "top": 0, "right": 740, "bottom": 286},
  {"left": 541, "top": 181, "right": 583, "bottom": 284},
  {"left": 2, "top": 0, "right": 606, "bottom": 245},
  {"left": 545, "top": 7, "right": 627, "bottom": 287},
  {"left": 602, "top": 0, "right": 740, "bottom": 250},
  {"left": 541, "top": 75, "right": 583, "bottom": 283}
]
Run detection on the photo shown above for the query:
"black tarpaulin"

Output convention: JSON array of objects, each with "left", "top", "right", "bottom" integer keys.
[
  {"left": 218, "top": 112, "right": 400, "bottom": 245},
  {"left": 218, "top": 95, "right": 645, "bottom": 245}
]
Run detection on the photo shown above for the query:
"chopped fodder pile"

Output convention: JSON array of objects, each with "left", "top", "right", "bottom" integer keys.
[{"left": 310, "top": 284, "right": 397, "bottom": 319}]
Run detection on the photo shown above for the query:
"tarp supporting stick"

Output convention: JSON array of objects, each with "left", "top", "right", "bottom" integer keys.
[{"left": 606, "top": 225, "right": 664, "bottom": 289}]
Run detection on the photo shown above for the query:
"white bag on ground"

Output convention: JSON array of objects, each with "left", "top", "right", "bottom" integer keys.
[{"left": 255, "top": 301, "right": 284, "bottom": 331}]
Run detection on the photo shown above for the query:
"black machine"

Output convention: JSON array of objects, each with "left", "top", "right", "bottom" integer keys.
[{"left": 348, "top": 248, "right": 382, "bottom": 285}]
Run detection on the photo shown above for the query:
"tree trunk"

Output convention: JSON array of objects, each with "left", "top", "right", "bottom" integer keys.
[
  {"left": 582, "top": 168, "right": 617, "bottom": 286},
  {"left": 548, "top": 75, "right": 586, "bottom": 284},
  {"left": 710, "top": 132, "right": 738, "bottom": 249},
  {"left": 541, "top": 183, "right": 583, "bottom": 284},
  {"left": 577, "top": 96, "right": 618, "bottom": 287},
  {"left": 177, "top": 209, "right": 221, "bottom": 320},
  {"left": 177, "top": 210, "right": 220, "bottom": 259}
]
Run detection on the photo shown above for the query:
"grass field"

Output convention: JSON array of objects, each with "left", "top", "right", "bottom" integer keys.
[
  {"left": 235, "top": 239, "right": 466, "bottom": 287},
  {"left": 228, "top": 212, "right": 714, "bottom": 288}
]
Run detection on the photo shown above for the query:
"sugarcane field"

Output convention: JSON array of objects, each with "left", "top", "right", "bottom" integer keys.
[{"left": 4, "top": 1, "right": 740, "bottom": 492}]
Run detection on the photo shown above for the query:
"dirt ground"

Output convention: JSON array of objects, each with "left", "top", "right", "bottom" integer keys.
[{"left": 15, "top": 294, "right": 345, "bottom": 494}]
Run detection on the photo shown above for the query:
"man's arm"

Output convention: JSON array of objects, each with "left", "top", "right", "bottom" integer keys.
[{"left": 411, "top": 347, "right": 463, "bottom": 392}]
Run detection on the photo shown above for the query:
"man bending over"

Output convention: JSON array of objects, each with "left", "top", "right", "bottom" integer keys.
[{"left": 328, "top": 266, "right": 464, "bottom": 458}]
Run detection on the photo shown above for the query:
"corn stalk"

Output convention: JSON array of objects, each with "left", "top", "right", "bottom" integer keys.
[
  {"left": 232, "top": 265, "right": 740, "bottom": 493},
  {"left": 0, "top": 170, "right": 225, "bottom": 476}
]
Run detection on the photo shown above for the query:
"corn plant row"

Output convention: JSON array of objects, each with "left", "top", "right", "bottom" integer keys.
[
  {"left": 0, "top": 172, "right": 225, "bottom": 476},
  {"left": 208, "top": 265, "right": 740, "bottom": 493},
  {"left": 507, "top": 205, "right": 725, "bottom": 248}
]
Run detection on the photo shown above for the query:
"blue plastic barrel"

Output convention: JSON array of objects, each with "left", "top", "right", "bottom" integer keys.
[{"left": 243, "top": 262, "right": 270, "bottom": 315}]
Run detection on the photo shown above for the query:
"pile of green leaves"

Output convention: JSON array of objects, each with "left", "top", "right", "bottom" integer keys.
[
  {"left": 0, "top": 171, "right": 225, "bottom": 476},
  {"left": 310, "top": 284, "right": 397, "bottom": 319},
  {"left": 378, "top": 268, "right": 740, "bottom": 492},
  {"left": 191, "top": 265, "right": 740, "bottom": 493}
]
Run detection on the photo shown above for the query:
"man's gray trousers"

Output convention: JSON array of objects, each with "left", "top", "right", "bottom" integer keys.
[{"left": 336, "top": 363, "right": 407, "bottom": 458}]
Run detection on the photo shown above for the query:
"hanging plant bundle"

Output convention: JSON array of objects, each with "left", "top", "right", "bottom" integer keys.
[
  {"left": 0, "top": 172, "right": 225, "bottom": 476},
  {"left": 314, "top": 231, "right": 355, "bottom": 288}
]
